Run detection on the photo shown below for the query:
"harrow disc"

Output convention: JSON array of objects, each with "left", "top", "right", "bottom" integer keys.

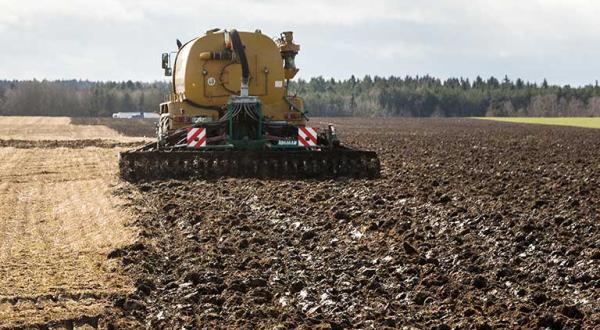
[{"left": 119, "top": 149, "right": 380, "bottom": 182}]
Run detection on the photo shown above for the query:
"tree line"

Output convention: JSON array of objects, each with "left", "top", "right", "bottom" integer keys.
[
  {"left": 291, "top": 75, "right": 600, "bottom": 117},
  {"left": 0, "top": 80, "right": 168, "bottom": 117},
  {"left": 1, "top": 76, "right": 600, "bottom": 117}
]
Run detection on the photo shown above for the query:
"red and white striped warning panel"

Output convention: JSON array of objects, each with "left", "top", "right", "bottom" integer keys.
[
  {"left": 187, "top": 127, "right": 207, "bottom": 148},
  {"left": 298, "top": 127, "right": 318, "bottom": 147}
]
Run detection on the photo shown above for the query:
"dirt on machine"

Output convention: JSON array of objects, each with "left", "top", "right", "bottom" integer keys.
[{"left": 119, "top": 28, "right": 380, "bottom": 181}]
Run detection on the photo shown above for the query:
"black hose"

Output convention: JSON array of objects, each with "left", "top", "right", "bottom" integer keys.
[{"left": 229, "top": 30, "right": 249, "bottom": 82}]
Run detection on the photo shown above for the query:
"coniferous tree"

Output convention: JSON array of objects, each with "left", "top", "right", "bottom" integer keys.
[{"left": 0, "top": 77, "right": 599, "bottom": 117}]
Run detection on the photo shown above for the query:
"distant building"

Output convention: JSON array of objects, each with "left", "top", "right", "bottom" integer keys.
[{"left": 112, "top": 112, "right": 160, "bottom": 119}]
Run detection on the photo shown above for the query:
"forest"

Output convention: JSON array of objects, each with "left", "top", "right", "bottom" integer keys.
[
  {"left": 0, "top": 80, "right": 168, "bottom": 117},
  {"left": 1, "top": 76, "right": 600, "bottom": 117}
]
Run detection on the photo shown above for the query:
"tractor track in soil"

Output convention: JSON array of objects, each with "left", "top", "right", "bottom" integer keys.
[
  {"left": 0, "top": 139, "right": 142, "bottom": 149},
  {"left": 106, "top": 118, "right": 600, "bottom": 329}
]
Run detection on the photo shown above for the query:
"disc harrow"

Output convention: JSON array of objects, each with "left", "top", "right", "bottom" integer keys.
[{"left": 119, "top": 148, "right": 380, "bottom": 182}]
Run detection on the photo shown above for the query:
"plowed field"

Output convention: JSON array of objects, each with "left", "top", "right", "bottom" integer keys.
[{"left": 106, "top": 118, "right": 600, "bottom": 329}]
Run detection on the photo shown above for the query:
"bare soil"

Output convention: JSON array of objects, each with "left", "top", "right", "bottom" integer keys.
[
  {"left": 70, "top": 117, "right": 157, "bottom": 138},
  {"left": 0, "top": 116, "right": 148, "bottom": 142},
  {"left": 0, "top": 139, "right": 142, "bottom": 149},
  {"left": 107, "top": 118, "right": 600, "bottom": 329}
]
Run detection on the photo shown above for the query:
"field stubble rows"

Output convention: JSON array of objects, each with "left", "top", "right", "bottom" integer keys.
[{"left": 0, "top": 117, "right": 138, "bottom": 328}]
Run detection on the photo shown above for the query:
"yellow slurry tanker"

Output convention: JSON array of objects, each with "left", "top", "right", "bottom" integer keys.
[{"left": 119, "top": 29, "right": 380, "bottom": 181}]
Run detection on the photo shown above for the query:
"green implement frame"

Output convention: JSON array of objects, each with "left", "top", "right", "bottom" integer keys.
[{"left": 118, "top": 96, "right": 381, "bottom": 181}]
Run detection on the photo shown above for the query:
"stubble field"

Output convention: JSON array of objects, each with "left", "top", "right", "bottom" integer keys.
[
  {"left": 0, "top": 116, "right": 598, "bottom": 329},
  {"left": 0, "top": 117, "right": 144, "bottom": 329}
]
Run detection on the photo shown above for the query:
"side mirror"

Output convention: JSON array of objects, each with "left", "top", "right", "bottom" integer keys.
[
  {"left": 161, "top": 53, "right": 169, "bottom": 69},
  {"left": 164, "top": 67, "right": 172, "bottom": 76}
]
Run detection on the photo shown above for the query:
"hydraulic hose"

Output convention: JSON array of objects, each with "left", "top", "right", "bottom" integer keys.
[{"left": 229, "top": 30, "right": 250, "bottom": 85}]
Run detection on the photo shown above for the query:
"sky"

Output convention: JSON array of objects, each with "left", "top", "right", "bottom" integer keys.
[{"left": 0, "top": 0, "right": 599, "bottom": 86}]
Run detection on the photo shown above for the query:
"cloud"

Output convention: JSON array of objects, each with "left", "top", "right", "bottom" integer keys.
[
  {"left": 206, "top": 0, "right": 449, "bottom": 25},
  {"left": 0, "top": 0, "right": 599, "bottom": 85},
  {"left": 0, "top": 0, "right": 144, "bottom": 28}
]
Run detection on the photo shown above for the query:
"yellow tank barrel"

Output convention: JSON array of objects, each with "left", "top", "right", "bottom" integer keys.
[{"left": 163, "top": 29, "right": 305, "bottom": 128}]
